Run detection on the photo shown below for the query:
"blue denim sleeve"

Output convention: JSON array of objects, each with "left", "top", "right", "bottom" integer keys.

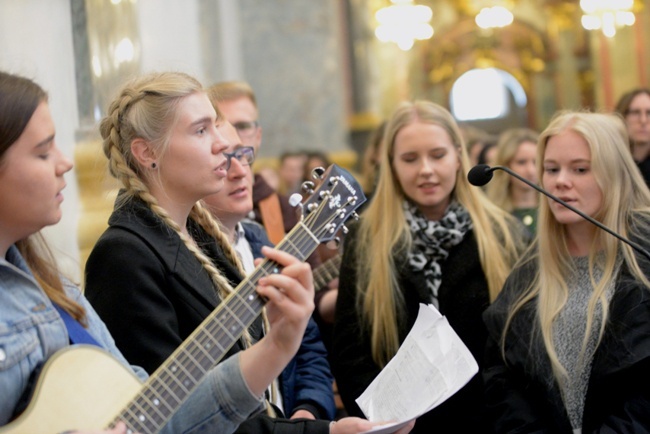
[{"left": 162, "top": 353, "right": 265, "bottom": 434}]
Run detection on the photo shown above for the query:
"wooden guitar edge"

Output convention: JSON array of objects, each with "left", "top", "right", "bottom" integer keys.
[{"left": 1, "top": 345, "right": 142, "bottom": 434}]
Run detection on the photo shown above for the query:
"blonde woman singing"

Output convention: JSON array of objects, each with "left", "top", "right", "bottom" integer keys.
[{"left": 483, "top": 111, "right": 650, "bottom": 433}]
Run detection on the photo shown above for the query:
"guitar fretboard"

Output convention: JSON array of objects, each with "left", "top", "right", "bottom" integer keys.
[
  {"left": 105, "top": 165, "right": 365, "bottom": 433},
  {"left": 313, "top": 254, "right": 342, "bottom": 291},
  {"left": 113, "top": 223, "right": 319, "bottom": 433}
]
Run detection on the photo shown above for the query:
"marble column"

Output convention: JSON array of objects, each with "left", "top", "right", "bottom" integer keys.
[
  {"left": 236, "top": 0, "right": 349, "bottom": 159},
  {"left": 71, "top": 0, "right": 140, "bottom": 280}
]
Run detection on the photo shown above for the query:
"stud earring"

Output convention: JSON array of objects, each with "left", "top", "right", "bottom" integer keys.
[{"left": 151, "top": 162, "right": 157, "bottom": 169}]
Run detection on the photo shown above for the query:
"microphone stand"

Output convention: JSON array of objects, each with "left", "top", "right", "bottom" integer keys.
[{"left": 484, "top": 165, "right": 650, "bottom": 263}]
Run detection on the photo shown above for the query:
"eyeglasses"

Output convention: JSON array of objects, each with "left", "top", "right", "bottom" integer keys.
[
  {"left": 232, "top": 121, "right": 260, "bottom": 138},
  {"left": 224, "top": 146, "right": 255, "bottom": 170},
  {"left": 626, "top": 109, "right": 650, "bottom": 121}
]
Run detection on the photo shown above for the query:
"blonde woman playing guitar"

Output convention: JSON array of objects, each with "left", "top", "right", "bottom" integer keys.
[{"left": 0, "top": 72, "right": 412, "bottom": 434}]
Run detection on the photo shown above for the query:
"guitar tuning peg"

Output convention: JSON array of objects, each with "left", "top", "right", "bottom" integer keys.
[
  {"left": 307, "top": 203, "right": 319, "bottom": 212},
  {"left": 301, "top": 181, "right": 315, "bottom": 194},
  {"left": 326, "top": 238, "right": 340, "bottom": 250},
  {"left": 288, "top": 193, "right": 303, "bottom": 207},
  {"left": 351, "top": 212, "right": 361, "bottom": 221},
  {"left": 288, "top": 193, "right": 304, "bottom": 220},
  {"left": 341, "top": 225, "right": 349, "bottom": 235},
  {"left": 311, "top": 166, "right": 326, "bottom": 180}
]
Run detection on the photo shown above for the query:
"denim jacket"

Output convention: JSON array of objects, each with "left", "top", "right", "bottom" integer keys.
[{"left": 0, "top": 245, "right": 263, "bottom": 433}]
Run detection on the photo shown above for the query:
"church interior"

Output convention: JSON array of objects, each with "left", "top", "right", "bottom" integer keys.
[{"left": 0, "top": 0, "right": 648, "bottom": 278}]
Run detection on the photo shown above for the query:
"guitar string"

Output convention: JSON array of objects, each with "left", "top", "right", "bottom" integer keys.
[
  {"left": 114, "top": 178, "right": 355, "bottom": 432},
  {"left": 129, "top": 181, "right": 360, "bottom": 432},
  {"left": 314, "top": 254, "right": 342, "bottom": 290},
  {"left": 116, "top": 224, "right": 320, "bottom": 433},
  {"left": 135, "top": 191, "right": 354, "bottom": 432},
  {"left": 132, "top": 220, "right": 321, "bottom": 431}
]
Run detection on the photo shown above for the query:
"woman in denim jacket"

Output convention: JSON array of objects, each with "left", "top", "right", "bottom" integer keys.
[{"left": 0, "top": 71, "right": 317, "bottom": 434}]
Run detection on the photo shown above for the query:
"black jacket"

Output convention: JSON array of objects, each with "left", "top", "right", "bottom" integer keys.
[
  {"left": 85, "top": 196, "right": 331, "bottom": 434},
  {"left": 332, "top": 223, "right": 493, "bottom": 433},
  {"left": 483, "top": 255, "right": 650, "bottom": 433}
]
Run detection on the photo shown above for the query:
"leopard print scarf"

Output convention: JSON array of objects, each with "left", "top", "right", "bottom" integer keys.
[{"left": 403, "top": 200, "right": 472, "bottom": 308}]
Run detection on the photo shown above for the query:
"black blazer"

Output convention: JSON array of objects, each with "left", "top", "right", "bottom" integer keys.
[
  {"left": 85, "top": 196, "right": 333, "bottom": 434},
  {"left": 84, "top": 196, "right": 259, "bottom": 374}
]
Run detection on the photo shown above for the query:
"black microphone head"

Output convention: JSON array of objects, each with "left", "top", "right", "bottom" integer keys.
[{"left": 467, "top": 164, "right": 494, "bottom": 187}]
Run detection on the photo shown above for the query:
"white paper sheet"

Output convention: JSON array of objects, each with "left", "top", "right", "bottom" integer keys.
[{"left": 356, "top": 303, "right": 478, "bottom": 433}]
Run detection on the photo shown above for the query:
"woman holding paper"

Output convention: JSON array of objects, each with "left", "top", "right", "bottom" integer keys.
[
  {"left": 483, "top": 111, "right": 650, "bottom": 433},
  {"left": 331, "top": 100, "right": 526, "bottom": 433}
]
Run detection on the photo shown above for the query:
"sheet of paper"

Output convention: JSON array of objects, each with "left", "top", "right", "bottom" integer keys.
[
  {"left": 359, "top": 419, "right": 412, "bottom": 434},
  {"left": 357, "top": 303, "right": 478, "bottom": 432}
]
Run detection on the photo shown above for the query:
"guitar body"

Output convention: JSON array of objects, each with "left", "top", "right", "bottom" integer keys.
[{"left": 0, "top": 345, "right": 141, "bottom": 434}]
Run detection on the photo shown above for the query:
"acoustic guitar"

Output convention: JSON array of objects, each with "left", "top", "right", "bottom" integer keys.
[{"left": 1, "top": 164, "right": 365, "bottom": 434}]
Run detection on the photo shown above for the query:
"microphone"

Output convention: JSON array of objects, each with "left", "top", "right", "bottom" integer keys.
[{"left": 468, "top": 164, "right": 650, "bottom": 262}]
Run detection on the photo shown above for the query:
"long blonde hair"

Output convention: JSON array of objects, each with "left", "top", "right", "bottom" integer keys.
[
  {"left": 100, "top": 72, "right": 251, "bottom": 339},
  {"left": 502, "top": 111, "right": 650, "bottom": 386},
  {"left": 357, "top": 100, "right": 523, "bottom": 366},
  {"left": 486, "top": 128, "right": 539, "bottom": 212}
]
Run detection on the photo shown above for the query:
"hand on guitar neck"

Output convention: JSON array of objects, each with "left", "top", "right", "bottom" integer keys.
[
  {"left": 240, "top": 246, "right": 315, "bottom": 397},
  {"left": 0, "top": 165, "right": 409, "bottom": 434}
]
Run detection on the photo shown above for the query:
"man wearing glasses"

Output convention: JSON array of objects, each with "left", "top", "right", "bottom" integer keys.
[
  {"left": 204, "top": 121, "right": 336, "bottom": 426},
  {"left": 207, "top": 81, "right": 321, "bottom": 269}
]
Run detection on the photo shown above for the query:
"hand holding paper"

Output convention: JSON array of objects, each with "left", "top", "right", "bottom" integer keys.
[{"left": 356, "top": 303, "right": 478, "bottom": 433}]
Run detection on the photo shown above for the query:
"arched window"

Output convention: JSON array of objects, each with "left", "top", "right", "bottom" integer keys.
[{"left": 450, "top": 68, "right": 527, "bottom": 121}]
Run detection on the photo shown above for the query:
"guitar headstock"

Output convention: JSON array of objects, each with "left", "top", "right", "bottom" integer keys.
[{"left": 301, "top": 164, "right": 366, "bottom": 243}]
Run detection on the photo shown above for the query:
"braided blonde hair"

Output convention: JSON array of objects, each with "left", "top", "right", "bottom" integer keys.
[{"left": 100, "top": 72, "right": 256, "bottom": 345}]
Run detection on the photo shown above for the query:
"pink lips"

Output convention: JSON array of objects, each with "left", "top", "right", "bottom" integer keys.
[
  {"left": 214, "top": 156, "right": 229, "bottom": 177},
  {"left": 214, "top": 166, "right": 227, "bottom": 178},
  {"left": 56, "top": 184, "right": 66, "bottom": 201},
  {"left": 419, "top": 182, "right": 438, "bottom": 193},
  {"left": 229, "top": 186, "right": 248, "bottom": 198}
]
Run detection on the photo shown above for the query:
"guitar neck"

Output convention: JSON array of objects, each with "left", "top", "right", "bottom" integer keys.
[
  {"left": 112, "top": 222, "right": 319, "bottom": 433},
  {"left": 313, "top": 253, "right": 342, "bottom": 291}
]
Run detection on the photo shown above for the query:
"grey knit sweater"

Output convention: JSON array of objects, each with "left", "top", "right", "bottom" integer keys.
[{"left": 553, "top": 255, "right": 616, "bottom": 430}]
